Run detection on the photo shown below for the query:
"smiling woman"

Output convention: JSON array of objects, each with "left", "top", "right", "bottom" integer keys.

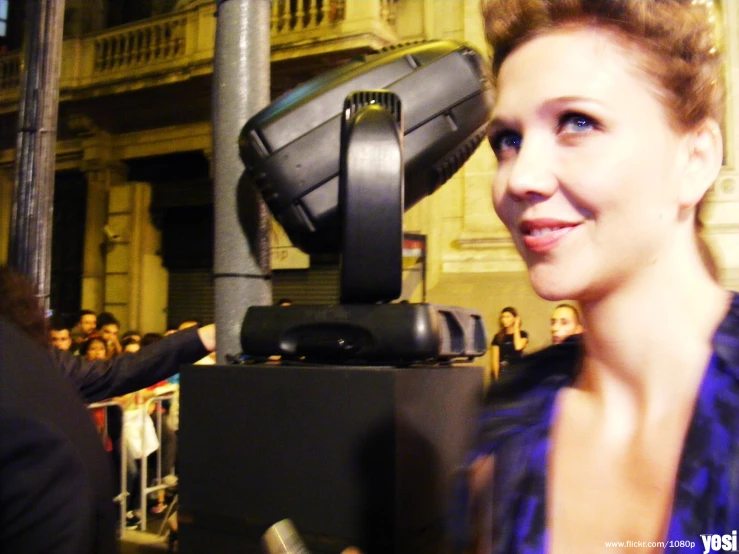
[{"left": 453, "top": 1, "right": 739, "bottom": 553}]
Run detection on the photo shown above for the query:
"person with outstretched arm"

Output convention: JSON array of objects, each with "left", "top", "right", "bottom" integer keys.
[{"left": 50, "top": 323, "right": 216, "bottom": 403}]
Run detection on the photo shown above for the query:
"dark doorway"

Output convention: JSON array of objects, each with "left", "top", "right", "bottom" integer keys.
[{"left": 50, "top": 170, "right": 87, "bottom": 326}]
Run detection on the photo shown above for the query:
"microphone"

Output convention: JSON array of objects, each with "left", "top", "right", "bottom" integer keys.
[{"left": 261, "top": 519, "right": 311, "bottom": 554}]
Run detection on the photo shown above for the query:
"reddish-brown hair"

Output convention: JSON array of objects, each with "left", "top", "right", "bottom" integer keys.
[
  {"left": 0, "top": 265, "right": 49, "bottom": 348},
  {"left": 481, "top": 0, "right": 725, "bottom": 132}
]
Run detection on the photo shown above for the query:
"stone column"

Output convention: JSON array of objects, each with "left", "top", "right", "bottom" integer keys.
[
  {"left": 105, "top": 181, "right": 168, "bottom": 333},
  {"left": 79, "top": 157, "right": 127, "bottom": 314},
  {"left": 134, "top": 184, "right": 169, "bottom": 335}
]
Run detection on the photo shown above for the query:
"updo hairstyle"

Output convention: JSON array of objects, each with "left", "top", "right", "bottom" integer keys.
[{"left": 481, "top": 0, "right": 724, "bottom": 133}]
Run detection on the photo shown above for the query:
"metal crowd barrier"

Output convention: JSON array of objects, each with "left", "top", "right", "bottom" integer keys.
[
  {"left": 139, "top": 392, "right": 176, "bottom": 533},
  {"left": 86, "top": 400, "right": 128, "bottom": 535}
]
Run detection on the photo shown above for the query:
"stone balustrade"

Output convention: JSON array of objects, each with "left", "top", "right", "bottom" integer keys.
[
  {"left": 272, "top": 0, "right": 341, "bottom": 34},
  {"left": 0, "top": 0, "right": 398, "bottom": 109},
  {"left": 93, "top": 14, "right": 188, "bottom": 73}
]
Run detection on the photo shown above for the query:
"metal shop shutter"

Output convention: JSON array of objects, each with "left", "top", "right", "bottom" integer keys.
[
  {"left": 167, "top": 269, "right": 214, "bottom": 329},
  {"left": 167, "top": 259, "right": 340, "bottom": 329},
  {"left": 272, "top": 261, "right": 340, "bottom": 306}
]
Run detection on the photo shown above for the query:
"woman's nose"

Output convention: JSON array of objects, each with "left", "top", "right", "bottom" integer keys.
[{"left": 505, "top": 137, "right": 558, "bottom": 201}]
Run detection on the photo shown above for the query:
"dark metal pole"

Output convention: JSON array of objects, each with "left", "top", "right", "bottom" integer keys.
[
  {"left": 212, "top": 0, "right": 272, "bottom": 362},
  {"left": 9, "top": 0, "right": 66, "bottom": 313}
]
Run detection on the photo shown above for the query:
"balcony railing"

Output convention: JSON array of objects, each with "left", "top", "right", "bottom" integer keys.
[
  {"left": 93, "top": 14, "right": 188, "bottom": 73},
  {"left": 270, "top": 0, "right": 396, "bottom": 35},
  {"left": 0, "top": 0, "right": 399, "bottom": 106},
  {"left": 272, "top": 0, "right": 343, "bottom": 34}
]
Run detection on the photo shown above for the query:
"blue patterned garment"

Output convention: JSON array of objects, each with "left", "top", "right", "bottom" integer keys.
[{"left": 452, "top": 293, "right": 739, "bottom": 553}]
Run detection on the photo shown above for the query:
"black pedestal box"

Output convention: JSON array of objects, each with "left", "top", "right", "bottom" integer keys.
[{"left": 178, "top": 363, "right": 483, "bottom": 554}]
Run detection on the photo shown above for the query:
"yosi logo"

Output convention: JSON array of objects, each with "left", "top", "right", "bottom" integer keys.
[{"left": 701, "top": 531, "right": 738, "bottom": 553}]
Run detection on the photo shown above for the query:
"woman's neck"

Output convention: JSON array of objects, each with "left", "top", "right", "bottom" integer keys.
[{"left": 576, "top": 252, "right": 730, "bottom": 422}]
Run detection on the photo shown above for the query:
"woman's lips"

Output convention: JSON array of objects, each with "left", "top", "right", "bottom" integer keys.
[{"left": 519, "top": 220, "right": 580, "bottom": 254}]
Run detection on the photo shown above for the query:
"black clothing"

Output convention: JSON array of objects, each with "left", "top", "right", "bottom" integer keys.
[
  {"left": 559, "top": 332, "right": 583, "bottom": 346},
  {"left": 492, "top": 330, "right": 528, "bottom": 378},
  {"left": 0, "top": 316, "right": 117, "bottom": 553},
  {"left": 453, "top": 293, "right": 739, "bottom": 552},
  {"left": 49, "top": 326, "right": 209, "bottom": 403}
]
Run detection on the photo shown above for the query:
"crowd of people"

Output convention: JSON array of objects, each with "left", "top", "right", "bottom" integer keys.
[
  {"left": 0, "top": 265, "right": 216, "bottom": 552},
  {"left": 48, "top": 308, "right": 217, "bottom": 532}
]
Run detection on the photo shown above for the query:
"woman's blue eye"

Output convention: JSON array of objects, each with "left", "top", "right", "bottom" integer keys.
[
  {"left": 490, "top": 131, "right": 522, "bottom": 157},
  {"left": 560, "top": 113, "right": 595, "bottom": 134}
]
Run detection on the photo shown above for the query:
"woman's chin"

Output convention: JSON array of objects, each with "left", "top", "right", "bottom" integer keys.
[{"left": 528, "top": 271, "right": 580, "bottom": 302}]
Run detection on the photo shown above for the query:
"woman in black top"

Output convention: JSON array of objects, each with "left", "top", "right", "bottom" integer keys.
[{"left": 491, "top": 306, "right": 528, "bottom": 380}]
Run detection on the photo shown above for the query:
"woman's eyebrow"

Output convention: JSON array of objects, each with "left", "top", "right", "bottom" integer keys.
[
  {"left": 488, "top": 115, "right": 517, "bottom": 134},
  {"left": 491, "top": 96, "right": 603, "bottom": 127}
]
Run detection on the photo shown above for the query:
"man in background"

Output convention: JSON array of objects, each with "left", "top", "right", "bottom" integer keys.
[
  {"left": 96, "top": 312, "right": 122, "bottom": 357},
  {"left": 71, "top": 309, "right": 97, "bottom": 352},
  {"left": 49, "top": 315, "right": 72, "bottom": 351},
  {"left": 550, "top": 304, "right": 583, "bottom": 345}
]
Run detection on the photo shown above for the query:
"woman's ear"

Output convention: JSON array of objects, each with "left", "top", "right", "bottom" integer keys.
[{"left": 679, "top": 118, "right": 723, "bottom": 209}]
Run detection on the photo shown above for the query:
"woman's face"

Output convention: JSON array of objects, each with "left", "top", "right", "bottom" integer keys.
[
  {"left": 500, "top": 311, "right": 515, "bottom": 329},
  {"left": 86, "top": 339, "right": 108, "bottom": 361},
  {"left": 490, "top": 27, "right": 692, "bottom": 301}
]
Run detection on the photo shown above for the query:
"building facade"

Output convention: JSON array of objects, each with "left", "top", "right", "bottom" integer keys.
[{"left": 0, "top": 0, "right": 738, "bottom": 356}]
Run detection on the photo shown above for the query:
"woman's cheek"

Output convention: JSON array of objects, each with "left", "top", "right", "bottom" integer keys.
[{"left": 491, "top": 180, "right": 507, "bottom": 215}]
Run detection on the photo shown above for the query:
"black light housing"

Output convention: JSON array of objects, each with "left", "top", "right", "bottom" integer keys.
[
  {"left": 239, "top": 40, "right": 493, "bottom": 254},
  {"left": 239, "top": 40, "right": 492, "bottom": 363}
]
